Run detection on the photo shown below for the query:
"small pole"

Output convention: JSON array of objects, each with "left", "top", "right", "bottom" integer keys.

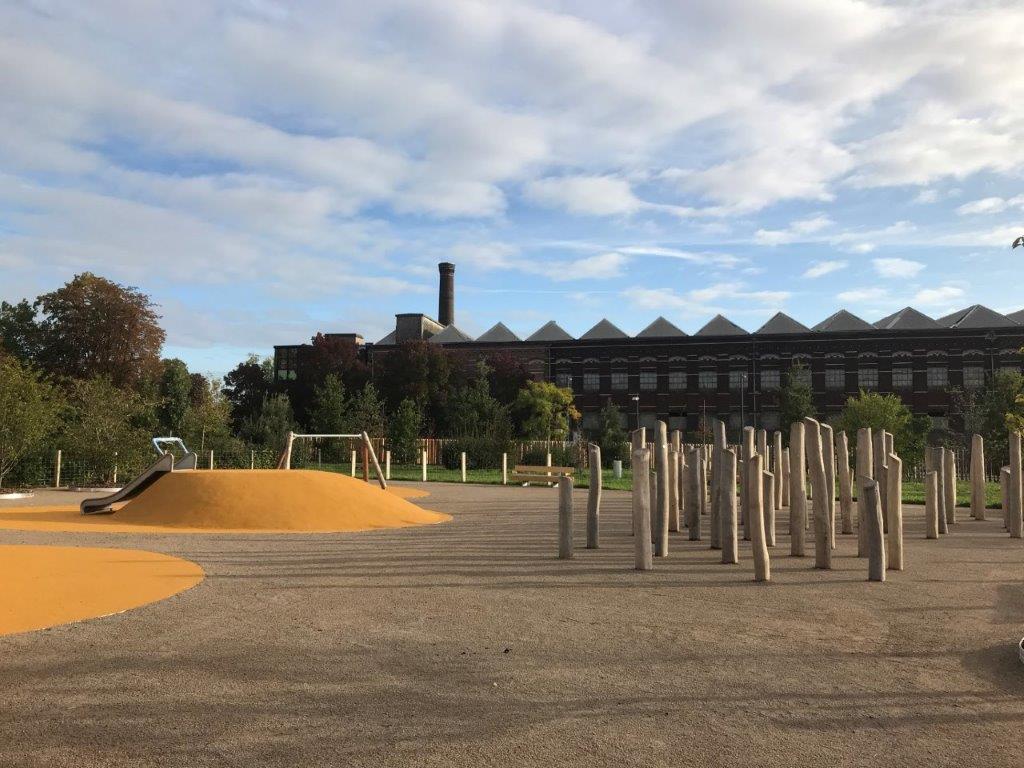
[
  {"left": 862, "top": 478, "right": 886, "bottom": 582},
  {"left": 558, "top": 476, "right": 574, "bottom": 559},
  {"left": 113, "top": 451, "right": 119, "bottom": 485},
  {"left": 250, "top": 449, "right": 255, "bottom": 470},
  {"left": 385, "top": 450, "right": 391, "bottom": 481},
  {"left": 632, "top": 448, "right": 653, "bottom": 570},
  {"left": 421, "top": 449, "right": 428, "bottom": 482},
  {"left": 350, "top": 450, "right": 357, "bottom": 477},
  {"left": 587, "top": 444, "right": 601, "bottom": 549},
  {"left": 208, "top": 450, "right": 214, "bottom": 470},
  {"left": 501, "top": 453, "right": 508, "bottom": 485},
  {"left": 362, "top": 443, "right": 370, "bottom": 483},
  {"left": 54, "top": 449, "right": 62, "bottom": 488},
  {"left": 460, "top": 451, "right": 467, "bottom": 483}
]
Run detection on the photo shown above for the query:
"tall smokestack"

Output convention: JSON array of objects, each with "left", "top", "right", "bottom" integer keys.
[{"left": 438, "top": 262, "right": 455, "bottom": 326}]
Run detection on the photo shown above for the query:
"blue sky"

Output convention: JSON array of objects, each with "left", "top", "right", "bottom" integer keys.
[{"left": 2, "top": 0, "right": 1023, "bottom": 376}]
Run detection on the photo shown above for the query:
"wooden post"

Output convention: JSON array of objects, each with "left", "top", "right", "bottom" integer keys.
[
  {"left": 208, "top": 450, "right": 214, "bottom": 470},
  {"left": 943, "top": 448, "right": 956, "bottom": 526},
  {"left": 558, "top": 476, "right": 573, "bottom": 560},
  {"left": 970, "top": 434, "right": 985, "bottom": 521},
  {"left": 887, "top": 453, "right": 903, "bottom": 571},
  {"left": 790, "top": 421, "right": 807, "bottom": 556},
  {"left": 250, "top": 449, "right": 255, "bottom": 470},
  {"left": 763, "top": 470, "right": 776, "bottom": 547},
  {"left": 362, "top": 443, "right": 370, "bottom": 483},
  {"left": 633, "top": 449, "right": 653, "bottom": 570},
  {"left": 1010, "top": 431, "right": 1023, "bottom": 538},
  {"left": 862, "top": 478, "right": 886, "bottom": 582},
  {"left": 350, "top": 450, "right": 357, "bottom": 477},
  {"left": 655, "top": 422, "right": 669, "bottom": 556},
  {"left": 421, "top": 449, "right": 428, "bottom": 482},
  {"left": 385, "top": 450, "right": 392, "bottom": 481},
  {"left": 873, "top": 432, "right": 888, "bottom": 533},
  {"left": 1001, "top": 466, "right": 1011, "bottom": 531},
  {"left": 686, "top": 447, "right": 701, "bottom": 541},
  {"left": 54, "top": 449, "right": 62, "bottom": 488},
  {"left": 710, "top": 419, "right": 726, "bottom": 550},
  {"left": 649, "top": 471, "right": 657, "bottom": 544},
  {"left": 460, "top": 451, "right": 467, "bottom": 483},
  {"left": 697, "top": 450, "right": 708, "bottom": 517},
  {"left": 821, "top": 423, "right": 836, "bottom": 549},
  {"left": 804, "top": 417, "right": 831, "bottom": 569},
  {"left": 781, "top": 447, "right": 791, "bottom": 509},
  {"left": 747, "top": 453, "right": 770, "bottom": 582},
  {"left": 925, "top": 470, "right": 939, "bottom": 539},
  {"left": 757, "top": 429, "right": 768, "bottom": 464},
  {"left": 362, "top": 433, "right": 387, "bottom": 490},
  {"left": 837, "top": 431, "right": 854, "bottom": 535},
  {"left": 501, "top": 453, "right": 508, "bottom": 485},
  {"left": 856, "top": 427, "right": 873, "bottom": 556},
  {"left": 587, "top": 444, "right": 601, "bottom": 549},
  {"left": 721, "top": 448, "right": 739, "bottom": 564},
  {"left": 667, "top": 447, "right": 680, "bottom": 533},
  {"left": 742, "top": 427, "right": 756, "bottom": 541},
  {"left": 928, "top": 447, "right": 948, "bottom": 534},
  {"left": 773, "top": 430, "right": 784, "bottom": 510}
]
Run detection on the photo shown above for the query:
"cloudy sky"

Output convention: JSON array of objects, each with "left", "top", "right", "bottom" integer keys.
[{"left": 2, "top": 0, "right": 1023, "bottom": 374}]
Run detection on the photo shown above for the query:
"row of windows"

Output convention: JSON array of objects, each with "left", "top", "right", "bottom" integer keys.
[{"left": 558, "top": 365, "right": 1017, "bottom": 393}]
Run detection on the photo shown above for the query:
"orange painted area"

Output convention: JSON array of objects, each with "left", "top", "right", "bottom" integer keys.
[
  {"left": 0, "top": 471, "right": 447, "bottom": 534},
  {"left": 0, "top": 544, "right": 204, "bottom": 636}
]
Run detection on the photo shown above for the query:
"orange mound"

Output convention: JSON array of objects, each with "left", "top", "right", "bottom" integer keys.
[{"left": 0, "top": 544, "right": 204, "bottom": 636}]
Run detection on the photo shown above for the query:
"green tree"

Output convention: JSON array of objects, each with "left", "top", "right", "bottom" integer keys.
[
  {"left": 387, "top": 398, "right": 423, "bottom": 463},
  {"left": 157, "top": 358, "right": 192, "bottom": 436},
  {"left": 445, "top": 361, "right": 511, "bottom": 438},
  {"left": 954, "top": 369, "right": 1024, "bottom": 466},
  {"left": 0, "top": 299, "right": 41, "bottom": 364},
  {"left": 35, "top": 273, "right": 165, "bottom": 389},
  {"left": 373, "top": 341, "right": 452, "bottom": 431},
  {"left": 180, "top": 377, "right": 241, "bottom": 456},
  {"left": 780, "top": 362, "right": 815, "bottom": 434},
  {"left": 0, "top": 357, "right": 62, "bottom": 488},
  {"left": 222, "top": 354, "right": 274, "bottom": 431},
  {"left": 308, "top": 374, "right": 348, "bottom": 434},
  {"left": 512, "top": 381, "right": 580, "bottom": 440},
  {"left": 835, "top": 390, "right": 930, "bottom": 460},
  {"left": 59, "top": 377, "right": 155, "bottom": 484},
  {"left": 242, "top": 393, "right": 296, "bottom": 452},
  {"left": 347, "top": 382, "right": 387, "bottom": 438},
  {"left": 593, "top": 400, "right": 628, "bottom": 466}
]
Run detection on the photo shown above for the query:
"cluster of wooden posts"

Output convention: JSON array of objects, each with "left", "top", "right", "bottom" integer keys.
[{"left": 556, "top": 425, "right": 1024, "bottom": 583}]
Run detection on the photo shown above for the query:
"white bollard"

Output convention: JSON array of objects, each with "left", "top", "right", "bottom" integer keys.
[
  {"left": 613, "top": 460, "right": 622, "bottom": 479},
  {"left": 208, "top": 450, "right": 214, "bottom": 471},
  {"left": 385, "top": 450, "right": 391, "bottom": 481},
  {"left": 250, "top": 449, "right": 255, "bottom": 470},
  {"left": 421, "top": 449, "right": 428, "bottom": 482},
  {"left": 351, "top": 450, "right": 357, "bottom": 477},
  {"left": 54, "top": 449, "right": 62, "bottom": 488},
  {"left": 460, "top": 451, "right": 467, "bottom": 483},
  {"left": 502, "top": 453, "right": 508, "bottom": 485}
]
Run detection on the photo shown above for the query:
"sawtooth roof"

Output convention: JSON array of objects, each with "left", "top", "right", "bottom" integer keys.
[
  {"left": 526, "top": 320, "right": 574, "bottom": 342},
  {"left": 695, "top": 314, "right": 748, "bottom": 336},
  {"left": 937, "top": 305, "right": 1018, "bottom": 329},
  {"left": 636, "top": 316, "right": 687, "bottom": 338},
  {"left": 813, "top": 309, "right": 874, "bottom": 333},
  {"left": 873, "top": 307, "right": 941, "bottom": 330},
  {"left": 427, "top": 325, "right": 474, "bottom": 344},
  {"left": 476, "top": 322, "right": 521, "bottom": 343},
  {"left": 580, "top": 318, "right": 629, "bottom": 340},
  {"left": 755, "top": 312, "right": 810, "bottom": 335}
]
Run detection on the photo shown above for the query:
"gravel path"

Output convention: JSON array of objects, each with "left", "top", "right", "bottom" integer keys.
[{"left": 1, "top": 483, "right": 1022, "bottom": 767}]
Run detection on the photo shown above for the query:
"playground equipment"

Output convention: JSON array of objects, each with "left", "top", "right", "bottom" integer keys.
[
  {"left": 80, "top": 438, "right": 198, "bottom": 514},
  {"left": 277, "top": 432, "right": 387, "bottom": 490}
]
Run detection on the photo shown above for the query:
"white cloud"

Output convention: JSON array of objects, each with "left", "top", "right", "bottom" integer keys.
[
  {"left": 913, "top": 285, "right": 965, "bottom": 305},
  {"left": 755, "top": 214, "right": 833, "bottom": 246},
  {"left": 837, "top": 287, "right": 889, "bottom": 303},
  {"left": 956, "top": 195, "right": 1024, "bottom": 216},
  {"left": 803, "top": 260, "right": 848, "bottom": 279},
  {"left": 872, "top": 257, "right": 925, "bottom": 279},
  {"left": 624, "top": 282, "right": 790, "bottom": 315},
  {"left": 561, "top": 251, "right": 628, "bottom": 281}
]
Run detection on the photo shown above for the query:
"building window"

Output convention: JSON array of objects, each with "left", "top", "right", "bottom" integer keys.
[
  {"left": 583, "top": 372, "right": 599, "bottom": 392},
  {"left": 668, "top": 370, "right": 686, "bottom": 391},
  {"left": 825, "top": 368, "right": 845, "bottom": 391},
  {"left": 999, "top": 365, "right": 1022, "bottom": 377},
  {"left": 729, "top": 370, "right": 748, "bottom": 392},
  {"left": 611, "top": 371, "right": 628, "bottom": 391},
  {"left": 858, "top": 368, "right": 878, "bottom": 390},
  {"left": 892, "top": 367, "right": 913, "bottom": 390},
  {"left": 963, "top": 366, "right": 985, "bottom": 390},
  {"left": 927, "top": 365, "right": 948, "bottom": 389},
  {"left": 728, "top": 412, "right": 741, "bottom": 430},
  {"left": 555, "top": 372, "right": 571, "bottom": 389},
  {"left": 790, "top": 364, "right": 812, "bottom": 387},
  {"left": 761, "top": 411, "right": 780, "bottom": 431},
  {"left": 760, "top": 369, "right": 780, "bottom": 391},
  {"left": 640, "top": 370, "right": 657, "bottom": 391},
  {"left": 699, "top": 370, "right": 717, "bottom": 392},
  {"left": 276, "top": 347, "right": 299, "bottom": 381}
]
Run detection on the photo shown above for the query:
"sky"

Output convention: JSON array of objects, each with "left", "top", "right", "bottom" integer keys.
[{"left": 2, "top": 0, "right": 1023, "bottom": 377}]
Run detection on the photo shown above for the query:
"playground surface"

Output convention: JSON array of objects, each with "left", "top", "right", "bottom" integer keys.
[{"left": 0, "top": 482, "right": 1022, "bottom": 767}]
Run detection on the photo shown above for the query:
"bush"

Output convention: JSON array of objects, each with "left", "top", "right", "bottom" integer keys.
[
  {"left": 440, "top": 435, "right": 513, "bottom": 470},
  {"left": 520, "top": 444, "right": 579, "bottom": 468}
]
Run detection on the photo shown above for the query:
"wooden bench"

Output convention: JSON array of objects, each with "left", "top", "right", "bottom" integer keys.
[{"left": 511, "top": 465, "right": 575, "bottom": 485}]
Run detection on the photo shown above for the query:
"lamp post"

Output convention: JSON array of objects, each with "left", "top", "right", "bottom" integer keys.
[
  {"left": 740, "top": 372, "right": 748, "bottom": 430},
  {"left": 631, "top": 395, "right": 640, "bottom": 431}
]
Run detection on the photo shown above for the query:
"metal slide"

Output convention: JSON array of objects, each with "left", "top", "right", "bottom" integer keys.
[{"left": 80, "top": 452, "right": 176, "bottom": 514}]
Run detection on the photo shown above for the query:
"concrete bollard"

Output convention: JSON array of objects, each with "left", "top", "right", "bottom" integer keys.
[
  {"left": 873, "top": 432, "right": 888, "bottom": 533},
  {"left": 667, "top": 447, "right": 680, "bottom": 533},
  {"left": 587, "top": 444, "right": 601, "bottom": 549},
  {"left": 856, "top": 427, "right": 874, "bottom": 557},
  {"left": 687, "top": 447, "right": 702, "bottom": 541},
  {"left": 943, "top": 448, "right": 956, "bottom": 526},
  {"left": 710, "top": 419, "right": 726, "bottom": 550},
  {"left": 655, "top": 422, "right": 670, "bottom": 557},
  {"left": 351, "top": 449, "right": 357, "bottom": 477},
  {"left": 632, "top": 449, "right": 653, "bottom": 570},
  {"left": 613, "top": 460, "right": 622, "bottom": 479},
  {"left": 421, "top": 449, "right": 428, "bottom": 482},
  {"left": 970, "top": 435, "right": 986, "bottom": 520},
  {"left": 790, "top": 421, "right": 807, "bottom": 556},
  {"left": 721, "top": 448, "right": 739, "bottom": 564},
  {"left": 747, "top": 453, "right": 770, "bottom": 582},
  {"left": 773, "top": 430, "right": 784, "bottom": 509},
  {"left": 558, "top": 476, "right": 574, "bottom": 559},
  {"left": 502, "top": 453, "right": 508, "bottom": 485},
  {"left": 1011, "top": 432, "right": 1023, "bottom": 539},
  {"left": 763, "top": 470, "right": 776, "bottom": 547},
  {"left": 781, "top": 447, "right": 791, "bottom": 509},
  {"left": 822, "top": 423, "right": 836, "bottom": 549},
  {"left": 886, "top": 453, "right": 904, "bottom": 571},
  {"left": 925, "top": 470, "right": 940, "bottom": 539},
  {"left": 1001, "top": 466, "right": 1011, "bottom": 531},
  {"left": 385, "top": 450, "right": 392, "bottom": 481},
  {"left": 460, "top": 451, "right": 467, "bottom": 482},
  {"left": 804, "top": 417, "right": 831, "bottom": 569},
  {"left": 837, "top": 431, "right": 854, "bottom": 535},
  {"left": 861, "top": 478, "right": 886, "bottom": 582}
]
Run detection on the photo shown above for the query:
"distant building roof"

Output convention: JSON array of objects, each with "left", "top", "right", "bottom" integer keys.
[
  {"left": 1009, "top": 309, "right": 1024, "bottom": 325},
  {"left": 636, "top": 316, "right": 687, "bottom": 338},
  {"left": 526, "top": 320, "right": 574, "bottom": 342},
  {"left": 873, "top": 306, "right": 941, "bottom": 330},
  {"left": 937, "top": 305, "right": 1018, "bottom": 329},
  {"left": 755, "top": 312, "right": 810, "bottom": 335},
  {"left": 580, "top": 318, "right": 629, "bottom": 340},
  {"left": 695, "top": 314, "right": 748, "bottom": 336},
  {"left": 427, "top": 325, "right": 474, "bottom": 344},
  {"left": 375, "top": 330, "right": 397, "bottom": 345},
  {"left": 813, "top": 309, "right": 874, "bottom": 333},
  {"left": 476, "top": 322, "right": 521, "bottom": 342}
]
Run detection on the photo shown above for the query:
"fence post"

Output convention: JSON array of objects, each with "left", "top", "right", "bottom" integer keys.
[
  {"left": 350, "top": 450, "right": 357, "bottom": 477},
  {"left": 502, "top": 453, "right": 508, "bottom": 485},
  {"left": 250, "top": 449, "right": 255, "bottom": 470},
  {"left": 54, "top": 449, "right": 62, "bottom": 488},
  {"left": 362, "top": 443, "right": 370, "bottom": 483},
  {"left": 460, "top": 452, "right": 467, "bottom": 482},
  {"left": 208, "top": 450, "right": 214, "bottom": 470},
  {"left": 385, "top": 450, "right": 391, "bottom": 481},
  {"left": 113, "top": 452, "right": 119, "bottom": 486},
  {"left": 421, "top": 449, "right": 428, "bottom": 482}
]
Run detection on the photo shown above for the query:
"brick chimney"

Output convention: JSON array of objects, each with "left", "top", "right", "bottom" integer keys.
[{"left": 438, "top": 262, "right": 455, "bottom": 326}]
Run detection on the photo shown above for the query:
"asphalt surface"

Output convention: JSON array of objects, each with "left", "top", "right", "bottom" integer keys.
[{"left": 1, "top": 483, "right": 1022, "bottom": 767}]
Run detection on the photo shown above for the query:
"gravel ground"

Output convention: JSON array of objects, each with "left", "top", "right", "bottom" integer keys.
[{"left": 1, "top": 483, "right": 1022, "bottom": 767}]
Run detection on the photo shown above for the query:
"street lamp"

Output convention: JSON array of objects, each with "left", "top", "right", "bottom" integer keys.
[{"left": 631, "top": 395, "right": 640, "bottom": 431}]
